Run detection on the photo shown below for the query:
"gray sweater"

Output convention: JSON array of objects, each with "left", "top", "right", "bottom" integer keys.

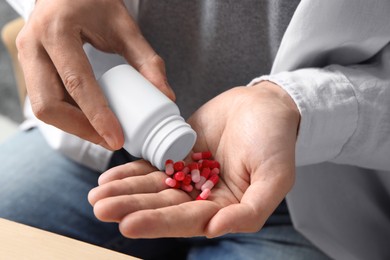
[{"left": 137, "top": 0, "right": 300, "bottom": 118}]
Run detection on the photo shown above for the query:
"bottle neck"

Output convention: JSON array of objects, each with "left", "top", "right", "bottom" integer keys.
[{"left": 142, "top": 115, "right": 196, "bottom": 170}]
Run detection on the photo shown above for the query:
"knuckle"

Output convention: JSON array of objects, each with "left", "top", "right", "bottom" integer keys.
[
  {"left": 35, "top": 13, "right": 74, "bottom": 45},
  {"left": 146, "top": 54, "right": 166, "bottom": 73},
  {"left": 15, "top": 32, "right": 29, "bottom": 53},
  {"left": 137, "top": 54, "right": 168, "bottom": 89},
  {"left": 89, "top": 106, "right": 110, "bottom": 127},
  {"left": 42, "top": 20, "right": 66, "bottom": 42},
  {"left": 30, "top": 98, "right": 51, "bottom": 121},
  {"left": 63, "top": 73, "right": 84, "bottom": 97},
  {"left": 151, "top": 54, "right": 165, "bottom": 68},
  {"left": 88, "top": 109, "right": 104, "bottom": 126},
  {"left": 93, "top": 201, "right": 109, "bottom": 221}
]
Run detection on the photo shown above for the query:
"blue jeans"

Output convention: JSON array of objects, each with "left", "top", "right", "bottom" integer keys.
[{"left": 0, "top": 128, "right": 330, "bottom": 259}]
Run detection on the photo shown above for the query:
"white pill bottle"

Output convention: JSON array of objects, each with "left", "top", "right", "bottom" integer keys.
[{"left": 98, "top": 64, "right": 196, "bottom": 170}]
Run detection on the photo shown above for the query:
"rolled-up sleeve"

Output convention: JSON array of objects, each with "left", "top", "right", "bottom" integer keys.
[
  {"left": 251, "top": 43, "right": 390, "bottom": 171},
  {"left": 248, "top": 0, "right": 390, "bottom": 171}
]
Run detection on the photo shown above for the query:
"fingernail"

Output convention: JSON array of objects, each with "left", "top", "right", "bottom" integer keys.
[
  {"left": 104, "top": 133, "right": 120, "bottom": 150},
  {"left": 97, "top": 173, "right": 106, "bottom": 185}
]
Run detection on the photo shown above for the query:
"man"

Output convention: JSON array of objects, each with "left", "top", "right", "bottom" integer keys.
[{"left": 2, "top": 0, "right": 390, "bottom": 259}]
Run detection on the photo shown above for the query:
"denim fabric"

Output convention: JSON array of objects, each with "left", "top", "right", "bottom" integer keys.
[{"left": 0, "top": 128, "right": 330, "bottom": 259}]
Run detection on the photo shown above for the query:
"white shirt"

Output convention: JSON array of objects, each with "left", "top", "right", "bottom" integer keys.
[
  {"left": 7, "top": 0, "right": 390, "bottom": 258},
  {"left": 259, "top": 1, "right": 390, "bottom": 259}
]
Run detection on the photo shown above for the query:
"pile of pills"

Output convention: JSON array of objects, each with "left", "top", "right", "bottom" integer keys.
[{"left": 164, "top": 151, "right": 220, "bottom": 200}]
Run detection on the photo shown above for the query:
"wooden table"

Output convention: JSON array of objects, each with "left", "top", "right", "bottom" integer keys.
[{"left": 0, "top": 218, "right": 139, "bottom": 259}]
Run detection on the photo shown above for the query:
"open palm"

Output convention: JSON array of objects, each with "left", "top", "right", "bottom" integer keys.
[{"left": 88, "top": 82, "right": 300, "bottom": 238}]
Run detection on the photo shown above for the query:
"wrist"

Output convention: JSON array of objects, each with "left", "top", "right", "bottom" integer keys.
[{"left": 251, "top": 81, "right": 301, "bottom": 129}]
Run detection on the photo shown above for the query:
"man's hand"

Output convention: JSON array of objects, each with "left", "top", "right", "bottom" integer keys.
[
  {"left": 17, "top": 0, "right": 175, "bottom": 150},
  {"left": 88, "top": 81, "right": 300, "bottom": 238}
]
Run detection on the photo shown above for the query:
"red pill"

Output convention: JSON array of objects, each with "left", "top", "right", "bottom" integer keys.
[
  {"left": 192, "top": 151, "right": 212, "bottom": 161},
  {"left": 173, "top": 161, "right": 185, "bottom": 171},
  {"left": 189, "top": 162, "right": 198, "bottom": 171},
  {"left": 209, "top": 160, "right": 220, "bottom": 169},
  {"left": 211, "top": 168, "right": 220, "bottom": 175},
  {"left": 174, "top": 171, "right": 185, "bottom": 181},
  {"left": 201, "top": 174, "right": 219, "bottom": 191},
  {"left": 195, "top": 168, "right": 211, "bottom": 190},
  {"left": 201, "top": 160, "right": 212, "bottom": 169},
  {"left": 164, "top": 154, "right": 221, "bottom": 201},
  {"left": 196, "top": 188, "right": 211, "bottom": 200},
  {"left": 198, "top": 161, "right": 203, "bottom": 170},
  {"left": 182, "top": 174, "right": 192, "bottom": 185},
  {"left": 165, "top": 159, "right": 174, "bottom": 175},
  {"left": 200, "top": 167, "right": 211, "bottom": 178}
]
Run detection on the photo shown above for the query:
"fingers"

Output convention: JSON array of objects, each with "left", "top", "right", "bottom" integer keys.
[
  {"left": 17, "top": 21, "right": 123, "bottom": 149},
  {"left": 89, "top": 170, "right": 167, "bottom": 206},
  {"left": 98, "top": 160, "right": 156, "bottom": 185},
  {"left": 93, "top": 189, "right": 191, "bottom": 223},
  {"left": 18, "top": 0, "right": 173, "bottom": 150},
  {"left": 90, "top": 163, "right": 289, "bottom": 239},
  {"left": 119, "top": 201, "right": 220, "bottom": 238},
  {"left": 205, "top": 204, "right": 264, "bottom": 237},
  {"left": 43, "top": 36, "right": 124, "bottom": 150},
  {"left": 17, "top": 32, "right": 113, "bottom": 149},
  {"left": 206, "top": 168, "right": 294, "bottom": 237}
]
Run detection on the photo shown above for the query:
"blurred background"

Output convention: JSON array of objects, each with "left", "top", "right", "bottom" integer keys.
[{"left": 0, "top": 1, "right": 22, "bottom": 142}]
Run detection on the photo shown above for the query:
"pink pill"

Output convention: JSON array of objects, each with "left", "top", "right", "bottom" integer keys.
[
  {"left": 201, "top": 174, "right": 219, "bottom": 191},
  {"left": 163, "top": 154, "right": 221, "bottom": 200},
  {"left": 196, "top": 188, "right": 211, "bottom": 200},
  {"left": 165, "top": 160, "right": 174, "bottom": 175},
  {"left": 189, "top": 162, "right": 200, "bottom": 183},
  {"left": 195, "top": 168, "right": 211, "bottom": 190},
  {"left": 191, "top": 170, "right": 200, "bottom": 183},
  {"left": 165, "top": 177, "right": 177, "bottom": 188},
  {"left": 192, "top": 151, "right": 212, "bottom": 161}
]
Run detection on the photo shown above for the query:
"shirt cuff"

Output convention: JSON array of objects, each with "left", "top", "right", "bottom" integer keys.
[
  {"left": 249, "top": 68, "right": 358, "bottom": 166},
  {"left": 35, "top": 116, "right": 113, "bottom": 172}
]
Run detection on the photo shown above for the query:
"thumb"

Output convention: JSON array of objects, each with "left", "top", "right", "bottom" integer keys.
[{"left": 206, "top": 166, "right": 295, "bottom": 237}]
